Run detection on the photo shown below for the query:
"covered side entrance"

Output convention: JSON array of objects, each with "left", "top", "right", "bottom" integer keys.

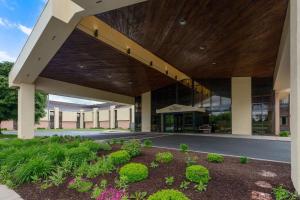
[{"left": 157, "top": 104, "right": 209, "bottom": 133}]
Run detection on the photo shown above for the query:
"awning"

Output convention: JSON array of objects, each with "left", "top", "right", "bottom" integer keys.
[{"left": 156, "top": 104, "right": 206, "bottom": 114}]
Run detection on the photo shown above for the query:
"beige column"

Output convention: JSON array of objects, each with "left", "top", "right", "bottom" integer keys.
[
  {"left": 80, "top": 109, "right": 84, "bottom": 129},
  {"left": 141, "top": 91, "right": 151, "bottom": 132},
  {"left": 290, "top": 0, "right": 300, "bottom": 192},
  {"left": 110, "top": 106, "right": 115, "bottom": 129},
  {"left": 275, "top": 92, "right": 281, "bottom": 135},
  {"left": 18, "top": 83, "right": 35, "bottom": 139},
  {"left": 54, "top": 107, "right": 60, "bottom": 129},
  {"left": 231, "top": 77, "right": 252, "bottom": 135},
  {"left": 93, "top": 108, "right": 99, "bottom": 128}
]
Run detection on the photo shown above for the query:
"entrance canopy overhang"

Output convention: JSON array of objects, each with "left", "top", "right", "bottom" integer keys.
[
  {"left": 156, "top": 104, "right": 206, "bottom": 114},
  {"left": 9, "top": 0, "right": 288, "bottom": 102}
]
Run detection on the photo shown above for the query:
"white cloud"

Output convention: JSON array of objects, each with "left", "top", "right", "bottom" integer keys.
[
  {"left": 49, "top": 95, "right": 104, "bottom": 105},
  {"left": 17, "top": 24, "right": 32, "bottom": 35},
  {"left": 0, "top": 51, "right": 16, "bottom": 62},
  {"left": 0, "top": 17, "right": 32, "bottom": 35}
]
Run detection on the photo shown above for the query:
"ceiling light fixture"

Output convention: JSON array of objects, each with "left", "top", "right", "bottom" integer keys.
[
  {"left": 199, "top": 46, "right": 205, "bottom": 50},
  {"left": 128, "top": 81, "right": 133, "bottom": 85},
  {"left": 107, "top": 74, "right": 112, "bottom": 79},
  {"left": 179, "top": 18, "right": 187, "bottom": 26},
  {"left": 212, "top": 62, "right": 217, "bottom": 65},
  {"left": 79, "top": 65, "right": 85, "bottom": 69}
]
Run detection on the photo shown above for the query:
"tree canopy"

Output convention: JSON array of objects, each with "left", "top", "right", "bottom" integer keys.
[{"left": 0, "top": 62, "right": 47, "bottom": 132}]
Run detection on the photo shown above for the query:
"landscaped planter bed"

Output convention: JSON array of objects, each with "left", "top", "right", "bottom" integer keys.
[{"left": 14, "top": 144, "right": 293, "bottom": 200}]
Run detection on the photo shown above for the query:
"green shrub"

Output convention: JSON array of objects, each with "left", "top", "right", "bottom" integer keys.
[
  {"left": 79, "top": 141, "right": 100, "bottom": 152},
  {"left": 186, "top": 165, "right": 210, "bottom": 184},
  {"left": 46, "top": 144, "right": 66, "bottom": 164},
  {"left": 155, "top": 152, "right": 173, "bottom": 164},
  {"left": 279, "top": 131, "right": 290, "bottom": 137},
  {"left": 179, "top": 144, "right": 189, "bottom": 152},
  {"left": 240, "top": 156, "right": 249, "bottom": 164},
  {"left": 165, "top": 176, "right": 174, "bottom": 186},
  {"left": 121, "top": 139, "right": 141, "bottom": 157},
  {"left": 119, "top": 163, "right": 148, "bottom": 183},
  {"left": 98, "top": 142, "right": 112, "bottom": 151},
  {"left": 143, "top": 139, "right": 153, "bottom": 147},
  {"left": 273, "top": 185, "right": 298, "bottom": 200},
  {"left": 207, "top": 153, "right": 224, "bottom": 163},
  {"left": 86, "top": 157, "right": 115, "bottom": 178},
  {"left": 109, "top": 150, "right": 130, "bottom": 165},
  {"left": 14, "top": 157, "right": 54, "bottom": 184},
  {"left": 148, "top": 189, "right": 190, "bottom": 200},
  {"left": 66, "top": 147, "right": 91, "bottom": 167},
  {"left": 68, "top": 177, "right": 93, "bottom": 193}
]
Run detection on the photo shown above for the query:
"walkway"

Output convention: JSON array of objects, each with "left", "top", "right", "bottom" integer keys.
[{"left": 0, "top": 185, "right": 23, "bottom": 200}]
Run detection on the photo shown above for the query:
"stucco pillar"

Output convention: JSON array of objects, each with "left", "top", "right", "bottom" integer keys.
[
  {"left": 275, "top": 92, "right": 281, "bottom": 135},
  {"left": 110, "top": 106, "right": 115, "bottom": 129},
  {"left": 93, "top": 108, "right": 99, "bottom": 128},
  {"left": 290, "top": 0, "right": 300, "bottom": 192},
  {"left": 18, "top": 83, "right": 35, "bottom": 139},
  {"left": 80, "top": 109, "right": 84, "bottom": 129},
  {"left": 141, "top": 91, "right": 151, "bottom": 132},
  {"left": 54, "top": 107, "right": 60, "bottom": 129},
  {"left": 231, "top": 77, "right": 252, "bottom": 135}
]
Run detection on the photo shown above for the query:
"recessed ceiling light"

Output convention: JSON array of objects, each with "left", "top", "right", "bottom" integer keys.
[
  {"left": 107, "top": 74, "right": 112, "bottom": 79},
  {"left": 179, "top": 18, "right": 187, "bottom": 26},
  {"left": 199, "top": 46, "right": 205, "bottom": 50},
  {"left": 212, "top": 62, "right": 217, "bottom": 65},
  {"left": 79, "top": 65, "right": 85, "bottom": 69},
  {"left": 128, "top": 81, "right": 133, "bottom": 85}
]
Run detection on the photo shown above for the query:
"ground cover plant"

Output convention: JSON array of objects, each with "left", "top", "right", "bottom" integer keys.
[{"left": 0, "top": 136, "right": 296, "bottom": 200}]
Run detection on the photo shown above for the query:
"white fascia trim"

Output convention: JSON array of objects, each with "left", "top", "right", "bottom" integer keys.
[
  {"left": 9, "top": 0, "right": 147, "bottom": 87},
  {"left": 35, "top": 77, "right": 135, "bottom": 105}
]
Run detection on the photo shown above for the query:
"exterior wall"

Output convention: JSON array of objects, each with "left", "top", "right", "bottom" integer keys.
[
  {"left": 100, "top": 121, "right": 110, "bottom": 128},
  {"left": 231, "top": 77, "right": 252, "bottom": 135},
  {"left": 118, "top": 120, "right": 130, "bottom": 129},
  {"left": 117, "top": 108, "right": 130, "bottom": 121},
  {"left": 99, "top": 110, "right": 110, "bottom": 121},
  {"left": 85, "top": 121, "right": 93, "bottom": 129},
  {"left": 0, "top": 121, "right": 14, "bottom": 130},
  {"left": 85, "top": 111, "right": 93, "bottom": 122},
  {"left": 35, "top": 121, "right": 49, "bottom": 129},
  {"left": 62, "top": 121, "right": 77, "bottom": 129},
  {"left": 142, "top": 92, "right": 151, "bottom": 132}
]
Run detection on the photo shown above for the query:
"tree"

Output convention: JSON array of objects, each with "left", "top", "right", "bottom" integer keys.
[{"left": 0, "top": 62, "right": 47, "bottom": 134}]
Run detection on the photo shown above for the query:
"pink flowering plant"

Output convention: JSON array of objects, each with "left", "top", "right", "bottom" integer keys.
[{"left": 96, "top": 188, "right": 127, "bottom": 200}]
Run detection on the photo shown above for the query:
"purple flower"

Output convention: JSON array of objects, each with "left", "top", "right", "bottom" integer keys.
[{"left": 96, "top": 188, "right": 126, "bottom": 200}]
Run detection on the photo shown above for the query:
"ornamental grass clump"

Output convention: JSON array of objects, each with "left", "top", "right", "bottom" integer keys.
[
  {"left": 185, "top": 165, "right": 210, "bottom": 184},
  {"left": 179, "top": 144, "right": 189, "bottom": 153},
  {"left": 66, "top": 146, "right": 92, "bottom": 167},
  {"left": 148, "top": 189, "right": 190, "bottom": 200},
  {"left": 68, "top": 177, "right": 93, "bottom": 193},
  {"left": 119, "top": 163, "right": 148, "bottom": 183}
]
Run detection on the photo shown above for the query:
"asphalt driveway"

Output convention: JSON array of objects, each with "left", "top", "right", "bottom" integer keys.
[{"left": 146, "top": 134, "right": 290, "bottom": 163}]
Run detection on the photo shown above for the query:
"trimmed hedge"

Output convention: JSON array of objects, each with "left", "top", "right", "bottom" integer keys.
[
  {"left": 119, "top": 163, "right": 148, "bottom": 183},
  {"left": 108, "top": 150, "right": 130, "bottom": 165},
  {"left": 148, "top": 189, "right": 190, "bottom": 200},
  {"left": 155, "top": 152, "right": 173, "bottom": 164},
  {"left": 185, "top": 165, "right": 210, "bottom": 184},
  {"left": 207, "top": 153, "right": 224, "bottom": 163}
]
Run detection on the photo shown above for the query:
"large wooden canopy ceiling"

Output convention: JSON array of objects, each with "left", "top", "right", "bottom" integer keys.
[
  {"left": 97, "top": 0, "right": 288, "bottom": 79},
  {"left": 40, "top": 30, "right": 175, "bottom": 97},
  {"left": 41, "top": 0, "right": 288, "bottom": 97}
]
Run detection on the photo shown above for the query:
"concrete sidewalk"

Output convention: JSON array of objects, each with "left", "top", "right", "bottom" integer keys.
[{"left": 0, "top": 185, "right": 23, "bottom": 200}]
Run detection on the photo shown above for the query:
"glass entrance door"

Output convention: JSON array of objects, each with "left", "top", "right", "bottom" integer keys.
[{"left": 164, "top": 113, "right": 183, "bottom": 133}]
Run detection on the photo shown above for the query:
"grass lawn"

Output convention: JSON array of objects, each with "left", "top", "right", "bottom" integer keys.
[
  {"left": 0, "top": 134, "right": 17, "bottom": 139},
  {"left": 0, "top": 136, "right": 296, "bottom": 200}
]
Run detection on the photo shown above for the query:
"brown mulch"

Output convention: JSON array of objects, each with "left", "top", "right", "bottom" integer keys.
[{"left": 16, "top": 146, "right": 294, "bottom": 200}]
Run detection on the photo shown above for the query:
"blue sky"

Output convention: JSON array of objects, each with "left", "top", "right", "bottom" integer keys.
[{"left": 0, "top": 0, "right": 103, "bottom": 105}]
